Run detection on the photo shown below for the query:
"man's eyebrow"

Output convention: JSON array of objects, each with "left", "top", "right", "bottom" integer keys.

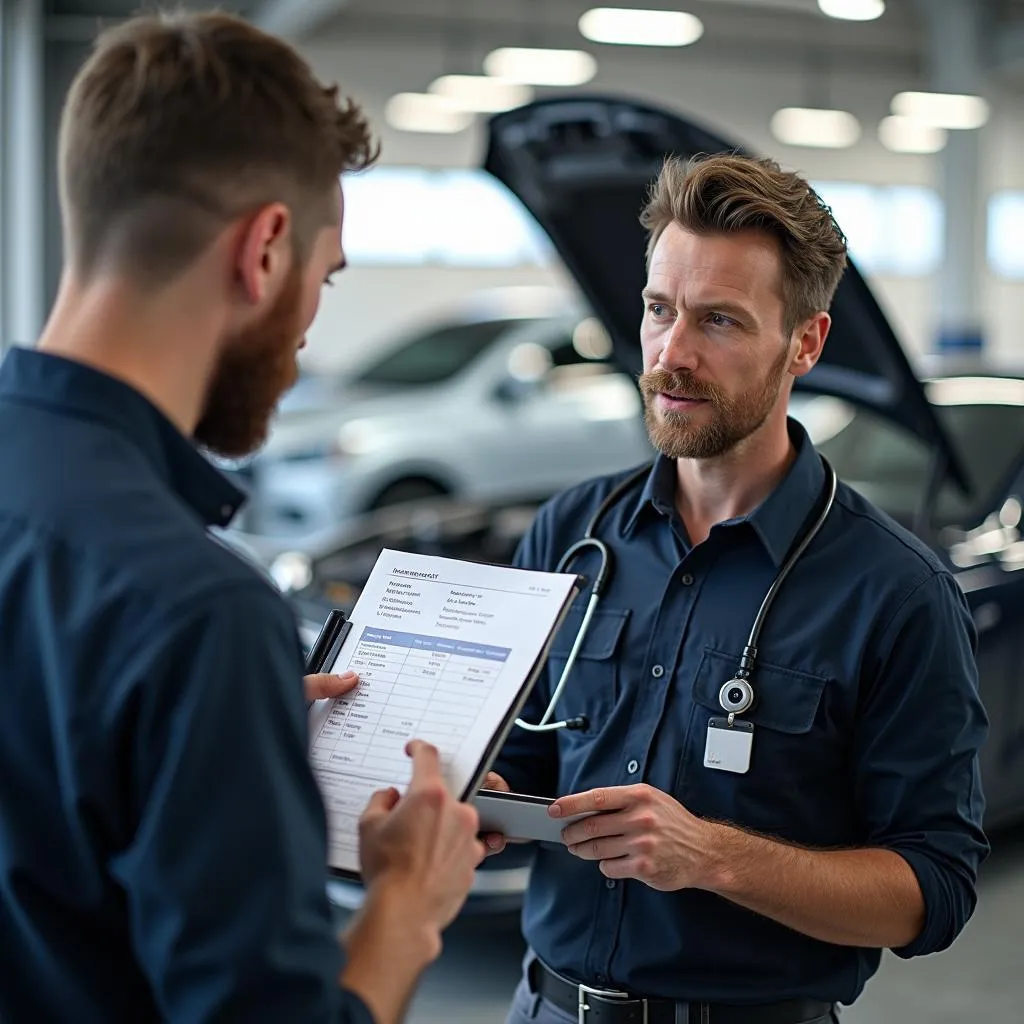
[
  {"left": 692, "top": 300, "right": 756, "bottom": 322},
  {"left": 641, "top": 290, "right": 755, "bottom": 323}
]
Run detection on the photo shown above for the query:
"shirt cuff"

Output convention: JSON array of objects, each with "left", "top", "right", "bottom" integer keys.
[
  {"left": 339, "top": 988, "right": 376, "bottom": 1024},
  {"left": 887, "top": 845, "right": 974, "bottom": 959}
]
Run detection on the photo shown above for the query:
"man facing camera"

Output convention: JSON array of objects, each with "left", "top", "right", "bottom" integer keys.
[
  {"left": 0, "top": 12, "right": 482, "bottom": 1024},
  {"left": 488, "top": 154, "right": 989, "bottom": 1024}
]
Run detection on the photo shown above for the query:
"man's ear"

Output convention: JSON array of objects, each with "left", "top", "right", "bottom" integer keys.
[
  {"left": 234, "top": 202, "right": 292, "bottom": 306},
  {"left": 789, "top": 311, "right": 831, "bottom": 380}
]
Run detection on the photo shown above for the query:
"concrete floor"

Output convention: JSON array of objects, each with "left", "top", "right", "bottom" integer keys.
[{"left": 397, "top": 822, "right": 1024, "bottom": 1023}]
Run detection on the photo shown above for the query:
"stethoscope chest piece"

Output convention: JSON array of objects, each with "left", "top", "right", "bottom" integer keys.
[{"left": 718, "top": 676, "right": 755, "bottom": 717}]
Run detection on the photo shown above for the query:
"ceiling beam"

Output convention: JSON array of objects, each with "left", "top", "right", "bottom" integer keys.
[{"left": 252, "top": 0, "right": 352, "bottom": 41}]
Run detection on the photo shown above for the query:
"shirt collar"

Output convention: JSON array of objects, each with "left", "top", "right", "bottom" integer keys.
[
  {"left": 625, "top": 453, "right": 678, "bottom": 535},
  {"left": 623, "top": 418, "right": 826, "bottom": 566},
  {"left": 743, "top": 419, "right": 826, "bottom": 566},
  {"left": 0, "top": 347, "right": 244, "bottom": 528}
]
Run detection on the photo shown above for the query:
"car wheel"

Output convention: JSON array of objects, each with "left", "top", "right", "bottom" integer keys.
[{"left": 369, "top": 477, "right": 450, "bottom": 510}]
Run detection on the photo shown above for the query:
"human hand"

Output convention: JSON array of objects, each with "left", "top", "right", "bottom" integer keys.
[
  {"left": 479, "top": 771, "right": 511, "bottom": 856},
  {"left": 552, "top": 784, "right": 717, "bottom": 892},
  {"left": 303, "top": 670, "right": 359, "bottom": 702},
  {"left": 358, "top": 741, "right": 486, "bottom": 938}
]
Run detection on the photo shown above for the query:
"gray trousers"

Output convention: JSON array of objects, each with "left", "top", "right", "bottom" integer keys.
[{"left": 504, "top": 957, "right": 840, "bottom": 1024}]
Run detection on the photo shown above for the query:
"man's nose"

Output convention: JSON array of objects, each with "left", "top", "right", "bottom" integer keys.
[{"left": 659, "top": 316, "right": 699, "bottom": 373}]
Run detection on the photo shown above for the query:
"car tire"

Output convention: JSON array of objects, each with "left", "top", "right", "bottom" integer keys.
[{"left": 368, "top": 477, "right": 450, "bottom": 511}]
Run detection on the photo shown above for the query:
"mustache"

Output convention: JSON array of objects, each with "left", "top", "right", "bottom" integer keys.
[{"left": 638, "top": 368, "right": 724, "bottom": 404}]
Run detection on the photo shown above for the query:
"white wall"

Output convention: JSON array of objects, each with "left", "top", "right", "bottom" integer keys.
[{"left": 297, "top": 32, "right": 1024, "bottom": 372}]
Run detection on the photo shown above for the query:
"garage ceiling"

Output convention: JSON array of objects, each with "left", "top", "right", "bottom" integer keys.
[{"left": 38, "top": 0, "right": 1024, "bottom": 82}]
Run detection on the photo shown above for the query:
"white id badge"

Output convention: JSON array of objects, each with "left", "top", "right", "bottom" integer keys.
[{"left": 704, "top": 717, "right": 754, "bottom": 774}]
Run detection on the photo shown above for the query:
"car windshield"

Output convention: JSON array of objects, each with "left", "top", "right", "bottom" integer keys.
[
  {"left": 352, "top": 318, "right": 535, "bottom": 387},
  {"left": 794, "top": 390, "right": 1024, "bottom": 529}
]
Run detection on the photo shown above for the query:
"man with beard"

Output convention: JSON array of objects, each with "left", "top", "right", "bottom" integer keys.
[
  {"left": 486, "top": 154, "right": 988, "bottom": 1023},
  {"left": 0, "top": 12, "right": 484, "bottom": 1024}
]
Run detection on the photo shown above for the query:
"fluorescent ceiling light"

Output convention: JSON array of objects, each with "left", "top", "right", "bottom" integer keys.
[
  {"left": 878, "top": 115, "right": 947, "bottom": 154},
  {"left": 890, "top": 91, "right": 989, "bottom": 130},
  {"left": 770, "top": 107, "right": 861, "bottom": 148},
  {"left": 384, "top": 93, "right": 474, "bottom": 134},
  {"left": 483, "top": 47, "right": 597, "bottom": 86},
  {"left": 818, "top": 0, "right": 885, "bottom": 20},
  {"left": 578, "top": 7, "right": 704, "bottom": 46},
  {"left": 428, "top": 75, "right": 534, "bottom": 113}
]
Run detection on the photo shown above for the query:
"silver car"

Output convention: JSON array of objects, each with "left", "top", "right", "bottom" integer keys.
[{"left": 246, "top": 288, "right": 653, "bottom": 537}]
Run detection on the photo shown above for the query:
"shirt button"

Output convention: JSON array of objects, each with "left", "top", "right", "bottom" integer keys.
[
  {"left": 651, "top": 664, "right": 664, "bottom": 678},
  {"left": 596, "top": 973, "right": 608, "bottom": 984},
  {"left": 219, "top": 503, "right": 233, "bottom": 520},
  {"left": 606, "top": 879, "right": 617, "bottom": 889},
  {"left": 627, "top": 759, "right": 639, "bottom": 774},
  {"left": 681, "top": 573, "right": 694, "bottom": 586}
]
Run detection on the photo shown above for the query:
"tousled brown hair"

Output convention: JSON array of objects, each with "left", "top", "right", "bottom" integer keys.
[
  {"left": 640, "top": 154, "right": 848, "bottom": 333},
  {"left": 59, "top": 10, "right": 378, "bottom": 286}
]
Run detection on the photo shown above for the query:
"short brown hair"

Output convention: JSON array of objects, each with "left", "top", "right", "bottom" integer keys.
[
  {"left": 640, "top": 154, "right": 847, "bottom": 333},
  {"left": 59, "top": 10, "right": 378, "bottom": 286}
]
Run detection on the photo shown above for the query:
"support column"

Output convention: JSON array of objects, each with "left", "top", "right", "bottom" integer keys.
[
  {"left": 922, "top": 0, "right": 988, "bottom": 354},
  {"left": 2, "top": 0, "right": 46, "bottom": 351}
]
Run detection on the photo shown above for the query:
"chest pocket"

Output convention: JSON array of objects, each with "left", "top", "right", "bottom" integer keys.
[
  {"left": 678, "top": 647, "right": 838, "bottom": 837},
  {"left": 545, "top": 606, "right": 629, "bottom": 737}
]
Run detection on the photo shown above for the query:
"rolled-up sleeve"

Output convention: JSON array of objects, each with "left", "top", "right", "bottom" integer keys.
[
  {"left": 853, "top": 569, "right": 989, "bottom": 958},
  {"left": 107, "top": 584, "right": 373, "bottom": 1023}
]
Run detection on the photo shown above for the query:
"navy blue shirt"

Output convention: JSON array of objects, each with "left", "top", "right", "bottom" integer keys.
[
  {"left": 494, "top": 419, "right": 989, "bottom": 1007},
  {"left": 0, "top": 348, "right": 371, "bottom": 1024}
]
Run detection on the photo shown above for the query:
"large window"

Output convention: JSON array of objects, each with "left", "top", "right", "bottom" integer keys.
[
  {"left": 341, "top": 167, "right": 553, "bottom": 267},
  {"left": 811, "top": 182, "right": 944, "bottom": 277},
  {"left": 987, "top": 192, "right": 1024, "bottom": 279},
  {"left": 338, "top": 166, "right": 944, "bottom": 277}
]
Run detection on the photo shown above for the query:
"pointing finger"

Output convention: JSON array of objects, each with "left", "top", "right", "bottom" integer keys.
[
  {"left": 406, "top": 740, "right": 443, "bottom": 788},
  {"left": 360, "top": 786, "right": 400, "bottom": 824}
]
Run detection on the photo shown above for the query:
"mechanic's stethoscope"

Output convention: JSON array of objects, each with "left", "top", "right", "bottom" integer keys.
[{"left": 515, "top": 456, "right": 838, "bottom": 733}]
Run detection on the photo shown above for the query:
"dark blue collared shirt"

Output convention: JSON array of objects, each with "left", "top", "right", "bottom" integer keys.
[
  {"left": 494, "top": 419, "right": 988, "bottom": 1007},
  {"left": 0, "top": 348, "right": 371, "bottom": 1024}
]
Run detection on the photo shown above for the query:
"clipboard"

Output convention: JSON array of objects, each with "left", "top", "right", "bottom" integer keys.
[{"left": 304, "top": 565, "right": 585, "bottom": 882}]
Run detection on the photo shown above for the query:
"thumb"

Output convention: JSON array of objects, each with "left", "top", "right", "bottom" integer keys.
[
  {"left": 483, "top": 771, "right": 511, "bottom": 793},
  {"left": 304, "top": 671, "right": 359, "bottom": 701}
]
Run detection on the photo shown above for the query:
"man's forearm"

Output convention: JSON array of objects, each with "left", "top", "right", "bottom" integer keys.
[
  {"left": 339, "top": 884, "right": 440, "bottom": 1024},
  {"left": 701, "top": 822, "right": 926, "bottom": 948}
]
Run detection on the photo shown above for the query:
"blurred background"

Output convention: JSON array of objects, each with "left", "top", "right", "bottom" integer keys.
[{"left": 3, "top": 1, "right": 1024, "bottom": 1021}]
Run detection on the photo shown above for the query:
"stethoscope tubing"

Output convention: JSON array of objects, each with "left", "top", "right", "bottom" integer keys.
[{"left": 514, "top": 457, "right": 837, "bottom": 733}]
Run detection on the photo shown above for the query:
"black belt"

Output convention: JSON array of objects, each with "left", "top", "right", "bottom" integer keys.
[{"left": 531, "top": 959, "right": 834, "bottom": 1024}]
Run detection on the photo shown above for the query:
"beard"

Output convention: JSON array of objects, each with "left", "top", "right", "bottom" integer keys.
[
  {"left": 639, "top": 344, "right": 791, "bottom": 460},
  {"left": 194, "top": 261, "right": 303, "bottom": 459}
]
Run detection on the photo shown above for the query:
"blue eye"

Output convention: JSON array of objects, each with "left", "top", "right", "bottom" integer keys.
[
  {"left": 707, "top": 312, "right": 735, "bottom": 328},
  {"left": 649, "top": 303, "right": 667, "bottom": 317}
]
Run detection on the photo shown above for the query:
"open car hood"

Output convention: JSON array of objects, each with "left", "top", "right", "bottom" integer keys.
[{"left": 483, "top": 96, "right": 969, "bottom": 493}]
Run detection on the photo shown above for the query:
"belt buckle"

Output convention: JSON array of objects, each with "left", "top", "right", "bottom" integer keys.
[{"left": 578, "top": 981, "right": 646, "bottom": 1024}]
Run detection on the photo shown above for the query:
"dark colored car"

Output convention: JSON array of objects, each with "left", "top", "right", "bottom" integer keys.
[{"left": 249, "top": 96, "right": 1024, "bottom": 906}]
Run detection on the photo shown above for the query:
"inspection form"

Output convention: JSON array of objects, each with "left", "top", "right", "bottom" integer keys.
[{"left": 307, "top": 548, "right": 580, "bottom": 877}]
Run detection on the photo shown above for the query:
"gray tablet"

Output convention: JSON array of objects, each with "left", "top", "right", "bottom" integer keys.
[{"left": 472, "top": 790, "right": 596, "bottom": 844}]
